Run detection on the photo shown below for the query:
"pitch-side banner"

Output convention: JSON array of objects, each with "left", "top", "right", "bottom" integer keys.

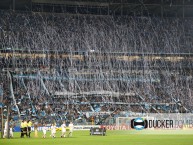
[
  {"left": 130, "top": 113, "right": 193, "bottom": 130},
  {"left": 13, "top": 125, "right": 100, "bottom": 132},
  {"left": 115, "top": 113, "right": 193, "bottom": 134}
]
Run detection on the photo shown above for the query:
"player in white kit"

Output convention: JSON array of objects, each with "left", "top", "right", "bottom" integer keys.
[
  {"left": 50, "top": 123, "right": 57, "bottom": 138},
  {"left": 68, "top": 122, "right": 74, "bottom": 137},
  {"left": 60, "top": 121, "right": 66, "bottom": 138},
  {"left": 42, "top": 124, "right": 47, "bottom": 138}
]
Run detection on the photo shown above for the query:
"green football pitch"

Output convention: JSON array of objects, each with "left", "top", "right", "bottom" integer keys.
[{"left": 0, "top": 130, "right": 193, "bottom": 145}]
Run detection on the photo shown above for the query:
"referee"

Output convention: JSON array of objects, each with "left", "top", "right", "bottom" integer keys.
[
  {"left": 27, "top": 120, "right": 32, "bottom": 138},
  {"left": 20, "top": 120, "right": 24, "bottom": 138},
  {"left": 23, "top": 119, "right": 28, "bottom": 137}
]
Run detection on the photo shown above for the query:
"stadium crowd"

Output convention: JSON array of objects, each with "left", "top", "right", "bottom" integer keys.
[{"left": 0, "top": 10, "right": 193, "bottom": 125}]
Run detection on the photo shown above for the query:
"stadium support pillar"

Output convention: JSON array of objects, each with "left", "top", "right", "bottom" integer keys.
[
  {"left": 1, "top": 107, "right": 3, "bottom": 139},
  {"left": 161, "top": 0, "right": 163, "bottom": 18},
  {"left": 121, "top": 0, "right": 123, "bottom": 16},
  {"left": 182, "top": 0, "right": 185, "bottom": 18},
  {"left": 6, "top": 106, "right": 10, "bottom": 139},
  {"left": 13, "top": 0, "right": 15, "bottom": 11},
  {"left": 0, "top": 86, "right": 3, "bottom": 138}
]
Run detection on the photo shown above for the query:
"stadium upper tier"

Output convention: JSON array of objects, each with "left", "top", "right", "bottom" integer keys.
[{"left": 0, "top": 10, "right": 193, "bottom": 53}]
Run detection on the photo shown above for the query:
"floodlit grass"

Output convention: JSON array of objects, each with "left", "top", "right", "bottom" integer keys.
[{"left": 1, "top": 130, "right": 193, "bottom": 145}]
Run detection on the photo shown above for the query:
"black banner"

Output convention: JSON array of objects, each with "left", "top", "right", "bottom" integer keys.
[{"left": 90, "top": 127, "right": 106, "bottom": 136}]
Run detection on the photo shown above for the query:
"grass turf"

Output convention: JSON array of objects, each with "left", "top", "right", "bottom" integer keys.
[{"left": 0, "top": 130, "right": 193, "bottom": 145}]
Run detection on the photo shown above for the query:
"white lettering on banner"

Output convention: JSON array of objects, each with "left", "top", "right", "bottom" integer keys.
[
  {"left": 101, "top": 125, "right": 129, "bottom": 130},
  {"left": 31, "top": 126, "right": 51, "bottom": 131}
]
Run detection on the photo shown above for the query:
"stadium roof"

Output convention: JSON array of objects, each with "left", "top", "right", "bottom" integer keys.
[{"left": 0, "top": 0, "right": 193, "bottom": 17}]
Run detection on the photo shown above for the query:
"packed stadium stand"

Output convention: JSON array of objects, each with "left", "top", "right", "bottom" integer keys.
[{"left": 1, "top": 0, "right": 193, "bottom": 125}]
